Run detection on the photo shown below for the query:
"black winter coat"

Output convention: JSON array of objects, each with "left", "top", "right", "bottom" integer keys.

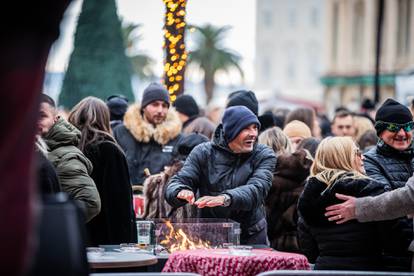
[
  {"left": 364, "top": 140, "right": 414, "bottom": 270},
  {"left": 165, "top": 125, "right": 276, "bottom": 240},
  {"left": 113, "top": 104, "right": 182, "bottom": 185},
  {"left": 84, "top": 140, "right": 137, "bottom": 246},
  {"left": 298, "top": 175, "right": 390, "bottom": 271},
  {"left": 364, "top": 140, "right": 414, "bottom": 190}
]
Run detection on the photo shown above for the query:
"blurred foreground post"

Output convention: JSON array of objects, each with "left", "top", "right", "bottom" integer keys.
[{"left": 0, "top": 1, "right": 70, "bottom": 274}]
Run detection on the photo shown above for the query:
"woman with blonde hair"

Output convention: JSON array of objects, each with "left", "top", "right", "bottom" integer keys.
[
  {"left": 353, "top": 115, "right": 375, "bottom": 142},
  {"left": 259, "top": 126, "right": 292, "bottom": 155},
  {"left": 68, "top": 97, "right": 137, "bottom": 246},
  {"left": 297, "top": 136, "right": 390, "bottom": 270}
]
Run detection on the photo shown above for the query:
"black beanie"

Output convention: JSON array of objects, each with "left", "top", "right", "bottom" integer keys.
[
  {"left": 258, "top": 112, "right": 276, "bottom": 133},
  {"left": 174, "top": 133, "right": 209, "bottom": 158},
  {"left": 361, "top": 98, "right": 375, "bottom": 110},
  {"left": 222, "top": 106, "right": 261, "bottom": 142},
  {"left": 106, "top": 95, "right": 128, "bottom": 120},
  {"left": 226, "top": 90, "right": 259, "bottom": 116},
  {"left": 375, "top": 98, "right": 413, "bottom": 134},
  {"left": 141, "top": 83, "right": 170, "bottom": 108},
  {"left": 173, "top": 95, "right": 199, "bottom": 117}
]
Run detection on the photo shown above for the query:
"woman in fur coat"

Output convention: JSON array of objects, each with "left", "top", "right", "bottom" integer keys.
[{"left": 69, "top": 97, "right": 137, "bottom": 246}]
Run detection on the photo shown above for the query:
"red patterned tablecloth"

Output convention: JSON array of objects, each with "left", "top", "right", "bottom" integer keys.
[{"left": 162, "top": 249, "right": 310, "bottom": 276}]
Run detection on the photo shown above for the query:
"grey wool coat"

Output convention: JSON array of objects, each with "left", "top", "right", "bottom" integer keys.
[{"left": 356, "top": 174, "right": 414, "bottom": 252}]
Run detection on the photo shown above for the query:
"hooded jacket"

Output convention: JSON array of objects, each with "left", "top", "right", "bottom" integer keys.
[
  {"left": 165, "top": 125, "right": 276, "bottom": 240},
  {"left": 113, "top": 104, "right": 182, "bottom": 185},
  {"left": 44, "top": 118, "right": 101, "bottom": 222}
]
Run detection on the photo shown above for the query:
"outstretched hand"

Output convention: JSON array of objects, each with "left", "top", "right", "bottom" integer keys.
[
  {"left": 325, "top": 193, "right": 357, "bottom": 224},
  {"left": 194, "top": 195, "right": 225, "bottom": 208},
  {"left": 177, "top": 189, "right": 195, "bottom": 204}
]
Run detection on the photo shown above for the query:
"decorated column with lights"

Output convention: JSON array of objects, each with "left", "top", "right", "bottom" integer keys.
[{"left": 163, "top": 0, "right": 187, "bottom": 102}]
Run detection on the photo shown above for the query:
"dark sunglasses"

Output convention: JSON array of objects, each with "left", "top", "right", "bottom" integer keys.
[{"left": 375, "top": 121, "right": 414, "bottom": 133}]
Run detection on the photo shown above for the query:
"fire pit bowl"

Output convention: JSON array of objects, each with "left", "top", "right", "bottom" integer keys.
[{"left": 151, "top": 218, "right": 241, "bottom": 254}]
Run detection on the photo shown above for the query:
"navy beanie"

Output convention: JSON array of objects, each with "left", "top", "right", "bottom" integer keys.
[
  {"left": 173, "top": 95, "right": 199, "bottom": 117},
  {"left": 375, "top": 98, "right": 413, "bottom": 135},
  {"left": 222, "top": 106, "right": 261, "bottom": 142},
  {"left": 141, "top": 83, "right": 170, "bottom": 108},
  {"left": 226, "top": 90, "right": 259, "bottom": 116}
]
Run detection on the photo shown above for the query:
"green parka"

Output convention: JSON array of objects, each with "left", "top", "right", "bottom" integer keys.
[{"left": 44, "top": 118, "right": 101, "bottom": 222}]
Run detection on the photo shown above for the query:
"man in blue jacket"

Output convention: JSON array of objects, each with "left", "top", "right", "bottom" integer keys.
[{"left": 165, "top": 106, "right": 276, "bottom": 245}]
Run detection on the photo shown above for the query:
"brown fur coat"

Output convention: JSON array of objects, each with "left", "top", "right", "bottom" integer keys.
[
  {"left": 142, "top": 160, "right": 197, "bottom": 220},
  {"left": 266, "top": 149, "right": 313, "bottom": 253}
]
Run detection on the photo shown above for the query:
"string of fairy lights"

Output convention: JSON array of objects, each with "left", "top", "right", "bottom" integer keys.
[{"left": 163, "top": 0, "right": 187, "bottom": 102}]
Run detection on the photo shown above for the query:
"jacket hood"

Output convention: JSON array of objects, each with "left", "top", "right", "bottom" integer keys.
[
  {"left": 123, "top": 103, "right": 182, "bottom": 145},
  {"left": 44, "top": 117, "right": 81, "bottom": 151},
  {"left": 212, "top": 124, "right": 236, "bottom": 154}
]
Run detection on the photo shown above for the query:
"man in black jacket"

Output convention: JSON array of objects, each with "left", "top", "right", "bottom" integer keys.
[
  {"left": 333, "top": 98, "right": 414, "bottom": 271},
  {"left": 165, "top": 106, "right": 276, "bottom": 245},
  {"left": 113, "top": 83, "right": 182, "bottom": 186},
  {"left": 364, "top": 99, "right": 414, "bottom": 189}
]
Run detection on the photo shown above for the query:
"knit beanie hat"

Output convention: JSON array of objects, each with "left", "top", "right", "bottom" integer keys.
[
  {"left": 173, "top": 95, "right": 199, "bottom": 117},
  {"left": 222, "top": 106, "right": 261, "bottom": 142},
  {"left": 106, "top": 95, "right": 128, "bottom": 120},
  {"left": 283, "top": 120, "right": 312, "bottom": 139},
  {"left": 226, "top": 90, "right": 259, "bottom": 116},
  {"left": 141, "top": 82, "right": 170, "bottom": 108},
  {"left": 375, "top": 98, "right": 413, "bottom": 134},
  {"left": 258, "top": 112, "right": 276, "bottom": 133},
  {"left": 175, "top": 133, "right": 209, "bottom": 158}
]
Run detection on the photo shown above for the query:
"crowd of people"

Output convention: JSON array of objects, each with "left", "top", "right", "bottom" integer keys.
[{"left": 36, "top": 83, "right": 414, "bottom": 272}]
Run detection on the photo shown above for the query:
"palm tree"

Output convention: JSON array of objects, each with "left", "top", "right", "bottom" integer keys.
[
  {"left": 188, "top": 24, "right": 244, "bottom": 104},
  {"left": 122, "top": 22, "right": 155, "bottom": 80}
]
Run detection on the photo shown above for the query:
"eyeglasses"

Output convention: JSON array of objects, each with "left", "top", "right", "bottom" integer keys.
[
  {"left": 354, "top": 148, "right": 362, "bottom": 158},
  {"left": 375, "top": 121, "right": 414, "bottom": 133}
]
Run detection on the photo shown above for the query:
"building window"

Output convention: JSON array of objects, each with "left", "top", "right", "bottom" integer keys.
[
  {"left": 262, "top": 57, "right": 271, "bottom": 82},
  {"left": 352, "top": 1, "right": 364, "bottom": 61},
  {"left": 288, "top": 6, "right": 297, "bottom": 28},
  {"left": 263, "top": 10, "right": 273, "bottom": 27},
  {"left": 397, "top": 0, "right": 411, "bottom": 58},
  {"left": 287, "top": 62, "right": 296, "bottom": 80},
  {"left": 307, "top": 42, "right": 320, "bottom": 81},
  {"left": 331, "top": 2, "right": 339, "bottom": 63},
  {"left": 286, "top": 45, "right": 297, "bottom": 81},
  {"left": 310, "top": 6, "right": 319, "bottom": 28}
]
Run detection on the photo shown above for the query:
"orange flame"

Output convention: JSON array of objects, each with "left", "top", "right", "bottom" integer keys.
[{"left": 160, "top": 220, "right": 210, "bottom": 253}]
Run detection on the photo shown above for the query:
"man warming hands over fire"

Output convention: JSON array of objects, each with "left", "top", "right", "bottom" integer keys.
[{"left": 165, "top": 106, "right": 276, "bottom": 245}]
